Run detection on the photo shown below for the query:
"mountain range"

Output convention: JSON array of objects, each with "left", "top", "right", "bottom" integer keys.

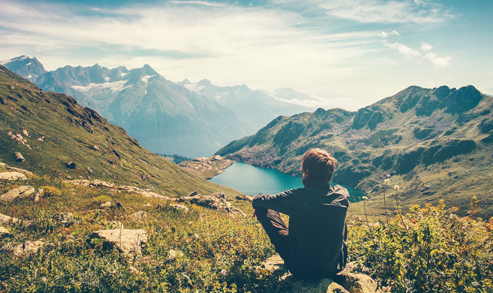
[
  {"left": 1, "top": 56, "right": 315, "bottom": 158},
  {"left": 0, "top": 64, "right": 240, "bottom": 197},
  {"left": 217, "top": 85, "right": 493, "bottom": 216},
  {"left": 179, "top": 79, "right": 313, "bottom": 133}
]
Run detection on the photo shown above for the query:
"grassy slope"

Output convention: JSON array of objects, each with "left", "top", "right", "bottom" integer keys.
[
  {"left": 1, "top": 166, "right": 492, "bottom": 292},
  {"left": 0, "top": 168, "right": 278, "bottom": 292},
  {"left": 0, "top": 65, "right": 241, "bottom": 198}
]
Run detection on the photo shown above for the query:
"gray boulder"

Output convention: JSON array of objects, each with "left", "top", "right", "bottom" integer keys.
[
  {"left": 0, "top": 213, "right": 20, "bottom": 223},
  {"left": 129, "top": 211, "right": 147, "bottom": 220},
  {"left": 261, "top": 254, "right": 381, "bottom": 293},
  {"left": 179, "top": 193, "right": 245, "bottom": 216},
  {"left": 0, "top": 172, "right": 27, "bottom": 180},
  {"left": 169, "top": 204, "right": 189, "bottom": 213},
  {"left": 0, "top": 226, "right": 11, "bottom": 237},
  {"left": 0, "top": 186, "right": 35, "bottom": 202},
  {"left": 66, "top": 161, "right": 77, "bottom": 169},
  {"left": 14, "top": 152, "right": 25, "bottom": 162},
  {"left": 34, "top": 189, "right": 44, "bottom": 202},
  {"left": 100, "top": 201, "right": 112, "bottom": 208},
  {"left": 89, "top": 229, "right": 147, "bottom": 255},
  {"left": 13, "top": 240, "right": 45, "bottom": 257},
  {"left": 236, "top": 194, "right": 254, "bottom": 202}
]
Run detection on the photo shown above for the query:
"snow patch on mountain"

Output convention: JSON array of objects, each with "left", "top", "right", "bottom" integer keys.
[
  {"left": 0, "top": 55, "right": 32, "bottom": 65},
  {"left": 183, "top": 83, "right": 205, "bottom": 93},
  {"left": 72, "top": 80, "right": 128, "bottom": 93},
  {"left": 141, "top": 75, "right": 154, "bottom": 84}
]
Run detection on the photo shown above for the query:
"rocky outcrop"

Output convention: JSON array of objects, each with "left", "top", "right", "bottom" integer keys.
[
  {"left": 179, "top": 192, "right": 245, "bottom": 216},
  {"left": 129, "top": 211, "right": 147, "bottom": 221},
  {"left": 178, "top": 155, "right": 234, "bottom": 179},
  {"left": 236, "top": 194, "right": 254, "bottom": 202},
  {"left": 0, "top": 186, "right": 35, "bottom": 202},
  {"left": 0, "top": 213, "right": 20, "bottom": 224},
  {"left": 63, "top": 179, "right": 173, "bottom": 200},
  {"left": 66, "top": 161, "right": 76, "bottom": 169},
  {"left": 169, "top": 204, "right": 189, "bottom": 213},
  {"left": 14, "top": 152, "right": 25, "bottom": 162},
  {"left": 261, "top": 254, "right": 381, "bottom": 293},
  {"left": 89, "top": 229, "right": 147, "bottom": 255},
  {"left": 0, "top": 171, "right": 27, "bottom": 180},
  {"left": 0, "top": 226, "right": 11, "bottom": 237},
  {"left": 13, "top": 240, "right": 45, "bottom": 257},
  {"left": 0, "top": 163, "right": 33, "bottom": 175},
  {"left": 100, "top": 201, "right": 112, "bottom": 208},
  {"left": 33, "top": 189, "right": 44, "bottom": 202}
]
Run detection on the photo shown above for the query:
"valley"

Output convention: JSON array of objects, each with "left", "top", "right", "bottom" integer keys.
[
  {"left": 1, "top": 56, "right": 313, "bottom": 158},
  {"left": 216, "top": 85, "right": 493, "bottom": 217},
  {"left": 1, "top": 61, "right": 492, "bottom": 293}
]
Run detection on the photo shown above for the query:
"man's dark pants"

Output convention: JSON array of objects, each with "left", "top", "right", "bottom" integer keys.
[
  {"left": 254, "top": 206, "right": 345, "bottom": 284},
  {"left": 254, "top": 207, "right": 291, "bottom": 267}
]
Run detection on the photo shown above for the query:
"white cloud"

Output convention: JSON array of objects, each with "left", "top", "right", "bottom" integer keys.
[
  {"left": 382, "top": 39, "right": 450, "bottom": 67},
  {"left": 423, "top": 52, "right": 450, "bottom": 67},
  {"left": 378, "top": 30, "right": 400, "bottom": 38},
  {"left": 170, "top": 1, "right": 224, "bottom": 6},
  {"left": 0, "top": 0, "right": 469, "bottom": 103},
  {"left": 382, "top": 40, "right": 421, "bottom": 58},
  {"left": 0, "top": 0, "right": 380, "bottom": 92},
  {"left": 318, "top": 0, "right": 453, "bottom": 24},
  {"left": 420, "top": 41, "right": 433, "bottom": 51}
]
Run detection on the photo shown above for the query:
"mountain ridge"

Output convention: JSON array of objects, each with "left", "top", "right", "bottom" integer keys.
[
  {"left": 0, "top": 64, "right": 241, "bottom": 197},
  {"left": 3, "top": 57, "right": 247, "bottom": 158},
  {"left": 216, "top": 84, "right": 493, "bottom": 216},
  {"left": 178, "top": 78, "right": 314, "bottom": 134},
  {"left": 3, "top": 55, "right": 321, "bottom": 157}
]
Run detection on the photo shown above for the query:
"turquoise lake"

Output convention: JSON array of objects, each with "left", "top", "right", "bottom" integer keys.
[{"left": 209, "top": 162, "right": 364, "bottom": 201}]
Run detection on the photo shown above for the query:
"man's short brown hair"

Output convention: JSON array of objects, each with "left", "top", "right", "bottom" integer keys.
[{"left": 300, "top": 148, "right": 337, "bottom": 184}]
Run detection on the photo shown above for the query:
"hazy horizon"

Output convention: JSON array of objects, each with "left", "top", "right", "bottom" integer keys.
[{"left": 1, "top": 0, "right": 492, "bottom": 110}]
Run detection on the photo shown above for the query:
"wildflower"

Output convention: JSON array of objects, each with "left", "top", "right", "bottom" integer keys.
[
  {"left": 394, "top": 186, "right": 399, "bottom": 191},
  {"left": 129, "top": 266, "right": 139, "bottom": 274},
  {"left": 384, "top": 179, "right": 390, "bottom": 185},
  {"left": 41, "top": 277, "right": 47, "bottom": 283},
  {"left": 220, "top": 269, "right": 227, "bottom": 276}
]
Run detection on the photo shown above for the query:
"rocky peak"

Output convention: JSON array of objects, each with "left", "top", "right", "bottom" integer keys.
[{"left": 0, "top": 55, "right": 46, "bottom": 83}]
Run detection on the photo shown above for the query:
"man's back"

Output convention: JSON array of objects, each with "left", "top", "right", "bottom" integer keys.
[{"left": 252, "top": 182, "right": 349, "bottom": 280}]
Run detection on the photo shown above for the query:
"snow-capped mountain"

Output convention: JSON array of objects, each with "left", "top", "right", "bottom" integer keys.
[
  {"left": 0, "top": 55, "right": 46, "bottom": 83},
  {"left": 179, "top": 79, "right": 314, "bottom": 134},
  {"left": 3, "top": 57, "right": 246, "bottom": 158}
]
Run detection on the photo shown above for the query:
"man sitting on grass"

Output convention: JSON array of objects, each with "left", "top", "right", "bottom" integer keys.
[{"left": 252, "top": 148, "right": 349, "bottom": 281}]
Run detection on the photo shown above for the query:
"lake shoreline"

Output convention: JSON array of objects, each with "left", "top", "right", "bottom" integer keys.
[{"left": 209, "top": 162, "right": 365, "bottom": 201}]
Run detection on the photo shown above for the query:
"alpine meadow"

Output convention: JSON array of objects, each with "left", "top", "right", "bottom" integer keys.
[{"left": 1, "top": 0, "right": 493, "bottom": 292}]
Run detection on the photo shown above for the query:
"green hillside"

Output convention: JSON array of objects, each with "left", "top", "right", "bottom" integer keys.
[
  {"left": 217, "top": 85, "right": 493, "bottom": 216},
  {"left": 0, "top": 65, "right": 241, "bottom": 198}
]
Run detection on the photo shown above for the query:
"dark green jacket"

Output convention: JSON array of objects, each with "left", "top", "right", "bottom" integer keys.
[{"left": 252, "top": 181, "right": 349, "bottom": 280}]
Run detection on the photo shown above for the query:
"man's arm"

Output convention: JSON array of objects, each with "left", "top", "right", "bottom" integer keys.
[{"left": 252, "top": 190, "right": 296, "bottom": 215}]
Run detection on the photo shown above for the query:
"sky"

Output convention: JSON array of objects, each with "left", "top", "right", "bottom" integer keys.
[{"left": 0, "top": 0, "right": 492, "bottom": 110}]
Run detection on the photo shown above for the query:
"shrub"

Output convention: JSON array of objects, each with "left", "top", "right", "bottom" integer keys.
[
  {"left": 40, "top": 186, "right": 62, "bottom": 197},
  {"left": 91, "top": 195, "right": 112, "bottom": 204},
  {"left": 349, "top": 200, "right": 493, "bottom": 292}
]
